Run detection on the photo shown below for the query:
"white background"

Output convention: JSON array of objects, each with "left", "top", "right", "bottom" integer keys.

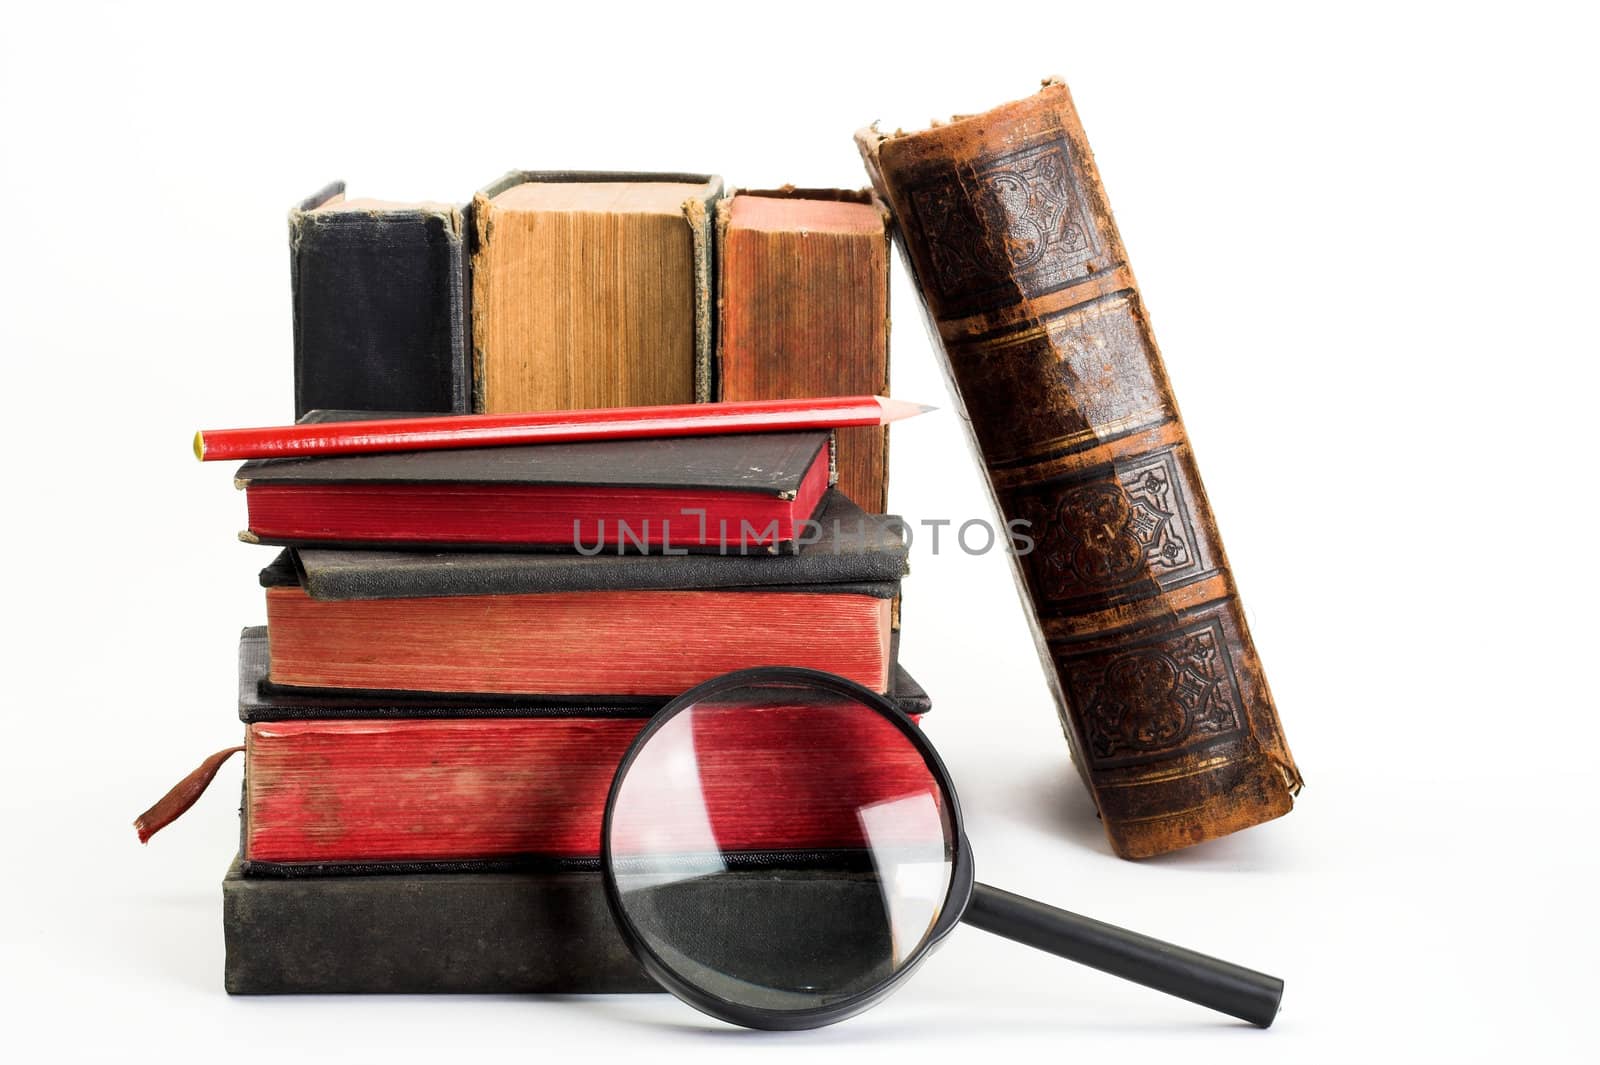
[{"left": 3, "top": 1, "right": 1596, "bottom": 1060}]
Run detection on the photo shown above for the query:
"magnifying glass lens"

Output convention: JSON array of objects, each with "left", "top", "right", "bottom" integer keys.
[{"left": 606, "top": 678, "right": 954, "bottom": 1014}]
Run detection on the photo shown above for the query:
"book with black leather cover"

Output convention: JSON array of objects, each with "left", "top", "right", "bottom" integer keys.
[
  {"left": 224, "top": 858, "right": 895, "bottom": 995},
  {"left": 224, "top": 858, "right": 654, "bottom": 994},
  {"left": 264, "top": 490, "right": 907, "bottom": 600},
  {"left": 289, "top": 183, "right": 470, "bottom": 418},
  {"left": 236, "top": 424, "right": 827, "bottom": 495}
]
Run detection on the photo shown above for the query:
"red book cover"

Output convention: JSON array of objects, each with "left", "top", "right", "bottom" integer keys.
[
  {"left": 264, "top": 585, "right": 894, "bottom": 696},
  {"left": 233, "top": 625, "right": 933, "bottom": 872},
  {"left": 243, "top": 709, "right": 930, "bottom": 867},
  {"left": 236, "top": 421, "right": 833, "bottom": 553}
]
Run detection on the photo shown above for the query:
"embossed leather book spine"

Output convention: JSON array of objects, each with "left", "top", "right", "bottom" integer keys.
[{"left": 858, "top": 80, "right": 1301, "bottom": 858}]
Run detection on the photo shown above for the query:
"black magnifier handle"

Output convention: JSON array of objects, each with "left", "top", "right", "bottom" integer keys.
[{"left": 964, "top": 883, "right": 1283, "bottom": 1028}]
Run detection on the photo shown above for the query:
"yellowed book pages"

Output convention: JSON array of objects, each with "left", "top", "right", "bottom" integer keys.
[{"left": 471, "top": 173, "right": 720, "bottom": 412}]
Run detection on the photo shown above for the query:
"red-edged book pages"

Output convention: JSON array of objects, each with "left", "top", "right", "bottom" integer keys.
[
  {"left": 236, "top": 419, "right": 833, "bottom": 553},
  {"left": 257, "top": 494, "right": 906, "bottom": 697},
  {"left": 244, "top": 710, "right": 927, "bottom": 865},
  {"left": 264, "top": 586, "right": 894, "bottom": 695}
]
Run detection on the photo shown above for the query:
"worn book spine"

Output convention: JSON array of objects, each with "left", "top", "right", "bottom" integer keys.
[
  {"left": 223, "top": 858, "right": 657, "bottom": 994},
  {"left": 288, "top": 183, "right": 470, "bottom": 418},
  {"left": 858, "top": 80, "right": 1300, "bottom": 859},
  {"left": 468, "top": 171, "right": 721, "bottom": 411},
  {"left": 716, "top": 188, "right": 892, "bottom": 512}
]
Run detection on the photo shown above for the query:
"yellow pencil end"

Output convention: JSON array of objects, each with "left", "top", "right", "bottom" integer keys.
[{"left": 193, "top": 431, "right": 205, "bottom": 461}]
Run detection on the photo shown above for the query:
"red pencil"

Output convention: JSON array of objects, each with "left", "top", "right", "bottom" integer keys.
[{"left": 195, "top": 395, "right": 934, "bottom": 462}]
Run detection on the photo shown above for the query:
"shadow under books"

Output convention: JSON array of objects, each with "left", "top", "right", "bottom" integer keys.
[
  {"left": 995, "top": 761, "right": 1296, "bottom": 873},
  {"left": 568, "top": 986, "right": 1257, "bottom": 1040}
]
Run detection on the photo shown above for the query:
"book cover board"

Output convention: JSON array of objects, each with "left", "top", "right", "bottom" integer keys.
[
  {"left": 267, "top": 490, "right": 908, "bottom": 600},
  {"left": 224, "top": 859, "right": 897, "bottom": 995},
  {"left": 224, "top": 859, "right": 654, "bottom": 994}
]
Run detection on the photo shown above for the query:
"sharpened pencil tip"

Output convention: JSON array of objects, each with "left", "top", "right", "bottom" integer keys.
[{"left": 875, "top": 396, "right": 938, "bottom": 423}]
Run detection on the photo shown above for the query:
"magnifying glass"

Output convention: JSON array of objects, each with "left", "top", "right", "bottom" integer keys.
[{"left": 600, "top": 667, "right": 1285, "bottom": 1031}]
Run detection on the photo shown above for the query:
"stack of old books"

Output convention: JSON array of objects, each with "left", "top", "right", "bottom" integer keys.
[{"left": 221, "top": 172, "right": 926, "bottom": 993}]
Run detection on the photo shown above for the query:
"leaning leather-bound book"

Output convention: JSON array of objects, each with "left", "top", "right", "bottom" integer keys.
[{"left": 857, "top": 78, "right": 1301, "bottom": 859}]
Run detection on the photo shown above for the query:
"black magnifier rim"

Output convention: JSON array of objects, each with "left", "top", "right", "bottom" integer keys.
[{"left": 599, "top": 665, "right": 977, "bottom": 1032}]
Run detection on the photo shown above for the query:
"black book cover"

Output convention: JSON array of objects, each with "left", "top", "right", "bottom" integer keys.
[
  {"left": 224, "top": 858, "right": 654, "bottom": 994},
  {"left": 260, "top": 490, "right": 907, "bottom": 601},
  {"left": 237, "top": 423, "right": 828, "bottom": 493},
  {"left": 224, "top": 858, "right": 896, "bottom": 995},
  {"left": 289, "top": 185, "right": 470, "bottom": 418}
]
